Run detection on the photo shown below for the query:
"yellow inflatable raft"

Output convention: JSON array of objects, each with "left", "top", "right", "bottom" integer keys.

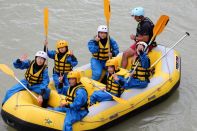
[{"left": 1, "top": 45, "right": 181, "bottom": 131}]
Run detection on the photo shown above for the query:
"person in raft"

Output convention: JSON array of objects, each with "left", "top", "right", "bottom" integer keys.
[
  {"left": 90, "top": 58, "right": 127, "bottom": 105},
  {"left": 121, "top": 7, "right": 156, "bottom": 69},
  {"left": 90, "top": 41, "right": 151, "bottom": 105},
  {"left": 48, "top": 71, "right": 88, "bottom": 131},
  {"left": 88, "top": 25, "right": 119, "bottom": 81},
  {"left": 44, "top": 40, "right": 78, "bottom": 94},
  {"left": 121, "top": 41, "right": 151, "bottom": 89},
  {"left": 2, "top": 51, "right": 50, "bottom": 107}
]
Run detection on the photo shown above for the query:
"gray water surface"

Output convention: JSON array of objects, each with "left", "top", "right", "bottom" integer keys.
[{"left": 0, "top": 0, "right": 197, "bottom": 131}]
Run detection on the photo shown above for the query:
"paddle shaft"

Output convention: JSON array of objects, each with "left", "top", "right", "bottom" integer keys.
[
  {"left": 44, "top": 8, "right": 48, "bottom": 39},
  {"left": 91, "top": 81, "right": 121, "bottom": 101},
  {"left": 44, "top": 8, "right": 49, "bottom": 55},
  {"left": 107, "top": 23, "right": 111, "bottom": 59},
  {"left": 92, "top": 82, "right": 110, "bottom": 95},
  {"left": 103, "top": 0, "right": 111, "bottom": 59},
  {"left": 151, "top": 32, "right": 190, "bottom": 68},
  {"left": 14, "top": 76, "right": 38, "bottom": 100}
]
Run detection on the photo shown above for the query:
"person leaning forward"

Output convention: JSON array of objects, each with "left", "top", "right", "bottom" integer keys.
[{"left": 47, "top": 71, "right": 88, "bottom": 131}]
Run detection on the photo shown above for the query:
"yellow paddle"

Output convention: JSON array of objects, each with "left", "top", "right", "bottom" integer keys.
[
  {"left": 0, "top": 64, "right": 38, "bottom": 100},
  {"left": 103, "top": 0, "right": 111, "bottom": 59},
  {"left": 43, "top": 8, "right": 49, "bottom": 65},
  {"left": 127, "top": 15, "right": 169, "bottom": 82},
  {"left": 149, "top": 15, "right": 169, "bottom": 46},
  {"left": 44, "top": 8, "right": 48, "bottom": 41},
  {"left": 104, "top": 0, "right": 111, "bottom": 27},
  {"left": 81, "top": 77, "right": 128, "bottom": 104}
]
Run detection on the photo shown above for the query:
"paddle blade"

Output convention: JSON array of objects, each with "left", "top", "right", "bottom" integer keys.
[
  {"left": 103, "top": 0, "right": 111, "bottom": 25},
  {"left": 153, "top": 15, "right": 169, "bottom": 37},
  {"left": 111, "top": 95, "right": 128, "bottom": 105},
  {"left": 80, "top": 77, "right": 97, "bottom": 97},
  {"left": 44, "top": 8, "right": 49, "bottom": 37},
  {"left": 0, "top": 64, "right": 15, "bottom": 77}
]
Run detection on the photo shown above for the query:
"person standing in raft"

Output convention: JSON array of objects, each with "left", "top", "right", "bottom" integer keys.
[
  {"left": 44, "top": 40, "right": 78, "bottom": 94},
  {"left": 90, "top": 58, "right": 127, "bottom": 105},
  {"left": 48, "top": 71, "right": 88, "bottom": 131},
  {"left": 2, "top": 51, "right": 50, "bottom": 107},
  {"left": 121, "top": 7, "right": 156, "bottom": 69},
  {"left": 88, "top": 25, "right": 119, "bottom": 81}
]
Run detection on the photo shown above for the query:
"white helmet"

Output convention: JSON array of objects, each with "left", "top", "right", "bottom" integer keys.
[
  {"left": 97, "top": 25, "right": 108, "bottom": 33},
  {"left": 136, "top": 41, "right": 148, "bottom": 50},
  {"left": 35, "top": 51, "right": 47, "bottom": 59},
  {"left": 130, "top": 7, "right": 144, "bottom": 16}
]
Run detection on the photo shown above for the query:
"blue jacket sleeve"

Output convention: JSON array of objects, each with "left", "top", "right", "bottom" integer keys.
[
  {"left": 139, "top": 52, "right": 150, "bottom": 69},
  {"left": 114, "top": 76, "right": 127, "bottom": 88},
  {"left": 47, "top": 50, "right": 56, "bottom": 59},
  {"left": 88, "top": 39, "right": 99, "bottom": 54},
  {"left": 66, "top": 55, "right": 78, "bottom": 67},
  {"left": 110, "top": 37, "right": 119, "bottom": 57},
  {"left": 118, "top": 77, "right": 132, "bottom": 89},
  {"left": 31, "top": 68, "right": 49, "bottom": 90},
  {"left": 69, "top": 88, "right": 88, "bottom": 110},
  {"left": 13, "top": 59, "right": 31, "bottom": 70}
]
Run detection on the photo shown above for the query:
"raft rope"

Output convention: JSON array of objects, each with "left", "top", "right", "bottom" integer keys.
[
  {"left": 164, "top": 47, "right": 172, "bottom": 81},
  {"left": 15, "top": 91, "right": 20, "bottom": 109},
  {"left": 12, "top": 71, "right": 172, "bottom": 123},
  {"left": 12, "top": 80, "right": 171, "bottom": 124}
]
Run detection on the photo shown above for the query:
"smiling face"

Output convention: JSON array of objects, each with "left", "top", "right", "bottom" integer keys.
[
  {"left": 35, "top": 56, "right": 45, "bottom": 66},
  {"left": 58, "top": 46, "right": 67, "bottom": 53},
  {"left": 68, "top": 78, "right": 77, "bottom": 87},
  {"left": 98, "top": 32, "right": 107, "bottom": 39},
  {"left": 132, "top": 15, "right": 143, "bottom": 22},
  {"left": 107, "top": 65, "right": 115, "bottom": 74}
]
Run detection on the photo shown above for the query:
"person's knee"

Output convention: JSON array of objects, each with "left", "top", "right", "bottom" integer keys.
[
  {"left": 92, "top": 71, "right": 102, "bottom": 80},
  {"left": 91, "top": 58, "right": 98, "bottom": 65},
  {"left": 123, "top": 50, "right": 129, "bottom": 58},
  {"left": 90, "top": 92, "right": 97, "bottom": 103},
  {"left": 123, "top": 48, "right": 135, "bottom": 58},
  {"left": 140, "top": 82, "right": 148, "bottom": 88}
]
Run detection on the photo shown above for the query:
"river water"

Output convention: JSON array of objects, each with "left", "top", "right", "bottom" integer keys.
[{"left": 0, "top": 0, "right": 197, "bottom": 131}]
